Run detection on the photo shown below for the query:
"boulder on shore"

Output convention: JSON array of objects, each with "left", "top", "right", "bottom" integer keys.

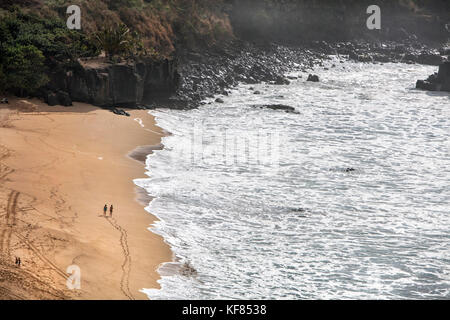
[
  {"left": 46, "top": 92, "right": 59, "bottom": 106},
  {"left": 57, "top": 91, "right": 72, "bottom": 106}
]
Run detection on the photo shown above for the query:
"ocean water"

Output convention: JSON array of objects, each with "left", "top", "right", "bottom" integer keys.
[{"left": 136, "top": 59, "right": 450, "bottom": 299}]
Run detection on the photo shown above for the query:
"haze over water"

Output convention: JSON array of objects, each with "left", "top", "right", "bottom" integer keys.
[{"left": 137, "top": 60, "right": 450, "bottom": 299}]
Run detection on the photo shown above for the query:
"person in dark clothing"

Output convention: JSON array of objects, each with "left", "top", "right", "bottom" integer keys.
[
  {"left": 109, "top": 205, "right": 113, "bottom": 217},
  {"left": 103, "top": 204, "right": 108, "bottom": 216}
]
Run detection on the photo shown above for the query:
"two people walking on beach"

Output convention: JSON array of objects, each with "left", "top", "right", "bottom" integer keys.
[
  {"left": 103, "top": 204, "right": 113, "bottom": 217},
  {"left": 15, "top": 257, "right": 21, "bottom": 267}
]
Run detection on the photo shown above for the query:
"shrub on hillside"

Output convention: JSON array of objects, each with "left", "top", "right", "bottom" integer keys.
[
  {"left": 2, "top": 44, "right": 48, "bottom": 96},
  {"left": 0, "top": 9, "right": 97, "bottom": 95}
]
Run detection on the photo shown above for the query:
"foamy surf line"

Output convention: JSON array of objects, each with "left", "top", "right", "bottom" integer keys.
[{"left": 134, "top": 110, "right": 195, "bottom": 299}]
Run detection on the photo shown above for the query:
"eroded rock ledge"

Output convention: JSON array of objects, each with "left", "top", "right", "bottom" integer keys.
[{"left": 46, "top": 58, "right": 179, "bottom": 108}]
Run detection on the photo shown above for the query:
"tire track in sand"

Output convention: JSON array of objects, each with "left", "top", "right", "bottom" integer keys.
[
  {"left": 105, "top": 217, "right": 134, "bottom": 300},
  {"left": 0, "top": 286, "right": 25, "bottom": 300},
  {"left": 1, "top": 191, "right": 69, "bottom": 280},
  {"left": 12, "top": 232, "right": 69, "bottom": 281},
  {"left": 0, "top": 190, "right": 19, "bottom": 257}
]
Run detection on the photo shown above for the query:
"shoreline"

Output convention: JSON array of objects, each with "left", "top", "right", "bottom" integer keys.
[{"left": 0, "top": 98, "right": 172, "bottom": 299}]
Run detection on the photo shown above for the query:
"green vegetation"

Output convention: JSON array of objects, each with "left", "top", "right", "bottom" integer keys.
[
  {"left": 93, "top": 24, "right": 144, "bottom": 58},
  {"left": 0, "top": 8, "right": 97, "bottom": 95},
  {"left": 2, "top": 44, "right": 48, "bottom": 96}
]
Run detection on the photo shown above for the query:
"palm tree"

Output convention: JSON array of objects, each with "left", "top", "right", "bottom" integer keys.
[{"left": 94, "top": 24, "right": 132, "bottom": 57}]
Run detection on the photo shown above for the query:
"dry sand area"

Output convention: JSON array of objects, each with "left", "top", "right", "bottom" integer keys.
[{"left": 0, "top": 98, "right": 171, "bottom": 299}]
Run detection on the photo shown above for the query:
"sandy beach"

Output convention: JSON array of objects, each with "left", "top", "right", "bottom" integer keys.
[{"left": 0, "top": 98, "right": 172, "bottom": 299}]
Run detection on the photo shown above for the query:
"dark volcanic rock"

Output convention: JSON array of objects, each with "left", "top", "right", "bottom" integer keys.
[
  {"left": 307, "top": 74, "right": 319, "bottom": 82},
  {"left": 46, "top": 92, "right": 59, "bottom": 106},
  {"left": 274, "top": 76, "right": 290, "bottom": 85},
  {"left": 215, "top": 98, "right": 224, "bottom": 103},
  {"left": 349, "top": 51, "right": 373, "bottom": 62},
  {"left": 255, "top": 104, "right": 298, "bottom": 113},
  {"left": 416, "top": 62, "right": 450, "bottom": 92},
  {"left": 175, "top": 39, "right": 446, "bottom": 109},
  {"left": 416, "top": 52, "right": 444, "bottom": 66},
  {"left": 50, "top": 58, "right": 178, "bottom": 108},
  {"left": 57, "top": 91, "right": 72, "bottom": 106},
  {"left": 111, "top": 107, "right": 130, "bottom": 117},
  {"left": 416, "top": 79, "right": 438, "bottom": 91},
  {"left": 175, "top": 42, "right": 323, "bottom": 108}
]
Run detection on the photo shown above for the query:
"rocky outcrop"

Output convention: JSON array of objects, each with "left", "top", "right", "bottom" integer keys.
[
  {"left": 47, "top": 58, "right": 178, "bottom": 108},
  {"left": 254, "top": 104, "right": 298, "bottom": 113},
  {"left": 416, "top": 61, "right": 450, "bottom": 92},
  {"left": 307, "top": 74, "right": 319, "bottom": 82},
  {"left": 176, "top": 41, "right": 332, "bottom": 107}
]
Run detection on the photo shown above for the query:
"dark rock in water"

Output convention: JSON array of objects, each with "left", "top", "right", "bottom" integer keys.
[
  {"left": 57, "top": 91, "right": 72, "bottom": 106},
  {"left": 215, "top": 98, "right": 224, "bottom": 103},
  {"left": 416, "top": 79, "right": 439, "bottom": 91},
  {"left": 253, "top": 90, "right": 261, "bottom": 95},
  {"left": 180, "top": 261, "right": 198, "bottom": 277},
  {"left": 349, "top": 51, "right": 373, "bottom": 63},
  {"left": 287, "top": 75, "right": 298, "bottom": 80},
  {"left": 274, "top": 76, "right": 290, "bottom": 85},
  {"left": 416, "top": 61, "right": 450, "bottom": 92},
  {"left": 345, "top": 168, "right": 356, "bottom": 173},
  {"left": 255, "top": 104, "right": 298, "bottom": 113},
  {"left": 307, "top": 74, "right": 319, "bottom": 82}
]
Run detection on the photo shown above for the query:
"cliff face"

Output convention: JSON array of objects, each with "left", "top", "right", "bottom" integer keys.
[{"left": 47, "top": 58, "right": 178, "bottom": 108}]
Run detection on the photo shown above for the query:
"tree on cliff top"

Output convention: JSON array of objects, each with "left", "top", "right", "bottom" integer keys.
[{"left": 93, "top": 24, "right": 140, "bottom": 58}]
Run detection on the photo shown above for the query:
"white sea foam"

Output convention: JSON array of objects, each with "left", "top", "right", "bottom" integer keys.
[{"left": 136, "top": 61, "right": 450, "bottom": 299}]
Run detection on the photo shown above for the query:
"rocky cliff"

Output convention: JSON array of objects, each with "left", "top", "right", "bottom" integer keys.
[{"left": 45, "top": 58, "right": 179, "bottom": 108}]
